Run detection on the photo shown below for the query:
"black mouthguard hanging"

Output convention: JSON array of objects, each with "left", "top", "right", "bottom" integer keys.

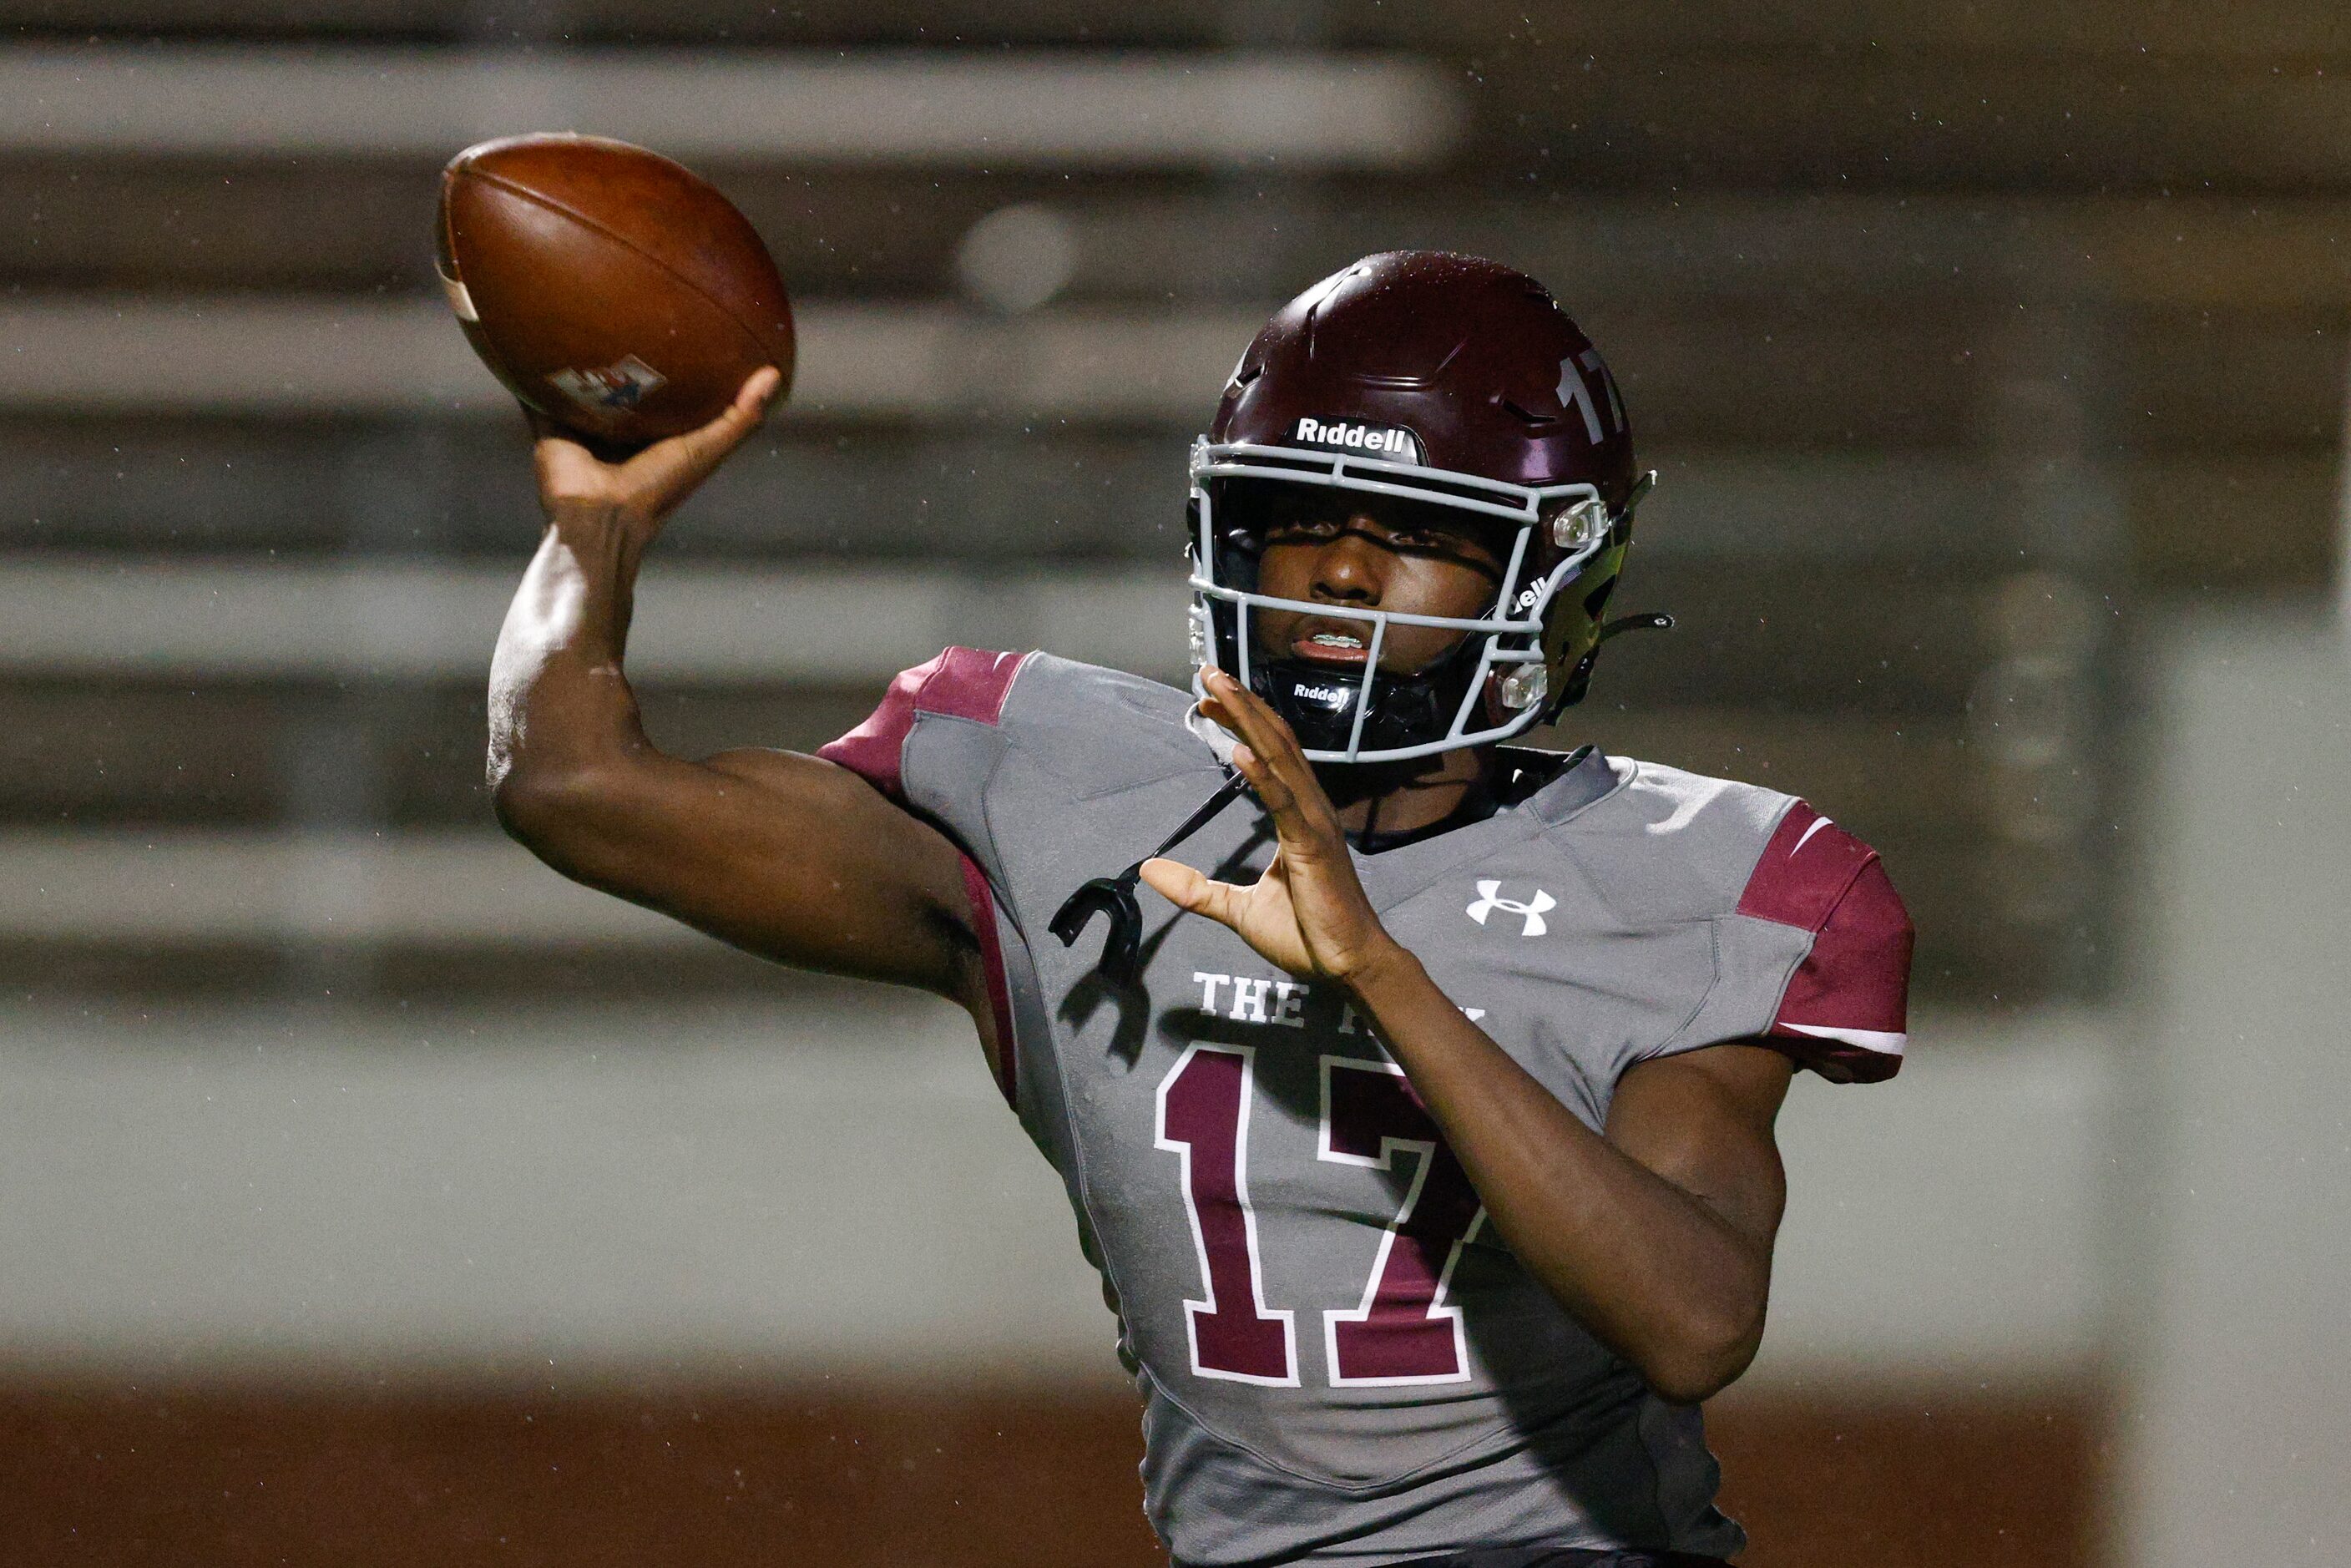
[{"left": 1049, "top": 771, "right": 1253, "bottom": 984}]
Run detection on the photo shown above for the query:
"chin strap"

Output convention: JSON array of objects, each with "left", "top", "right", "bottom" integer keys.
[{"left": 1049, "top": 771, "right": 1253, "bottom": 985}]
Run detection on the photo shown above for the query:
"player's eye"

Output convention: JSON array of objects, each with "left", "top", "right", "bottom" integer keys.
[
  {"left": 1266, "top": 515, "right": 1344, "bottom": 540},
  {"left": 1390, "top": 523, "right": 1489, "bottom": 559}
]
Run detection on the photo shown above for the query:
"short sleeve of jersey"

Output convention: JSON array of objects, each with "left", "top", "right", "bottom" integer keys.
[
  {"left": 1733, "top": 802, "right": 1914, "bottom": 1083},
  {"left": 815, "top": 646, "right": 1026, "bottom": 804},
  {"left": 817, "top": 647, "right": 1032, "bottom": 1105}
]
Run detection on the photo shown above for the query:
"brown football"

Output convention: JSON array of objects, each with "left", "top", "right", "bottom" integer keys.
[{"left": 437, "top": 134, "right": 795, "bottom": 444}]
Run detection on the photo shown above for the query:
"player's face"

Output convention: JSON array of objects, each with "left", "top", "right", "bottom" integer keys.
[{"left": 1249, "top": 493, "right": 1507, "bottom": 675}]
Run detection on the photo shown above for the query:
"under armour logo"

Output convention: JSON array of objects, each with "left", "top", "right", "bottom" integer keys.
[{"left": 1466, "top": 880, "right": 1555, "bottom": 936}]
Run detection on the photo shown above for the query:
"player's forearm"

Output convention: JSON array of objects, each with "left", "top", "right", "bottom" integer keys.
[
  {"left": 1345, "top": 943, "right": 1770, "bottom": 1403},
  {"left": 488, "top": 503, "right": 659, "bottom": 800}
]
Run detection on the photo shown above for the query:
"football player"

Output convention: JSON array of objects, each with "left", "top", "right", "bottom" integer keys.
[{"left": 488, "top": 251, "right": 1913, "bottom": 1568}]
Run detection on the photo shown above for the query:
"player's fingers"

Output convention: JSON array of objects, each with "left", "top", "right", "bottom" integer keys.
[
  {"left": 660, "top": 391, "right": 767, "bottom": 473},
  {"left": 1201, "top": 669, "right": 1309, "bottom": 771},
  {"left": 1240, "top": 700, "right": 1321, "bottom": 808},
  {"left": 1201, "top": 673, "right": 1300, "bottom": 775},
  {"left": 735, "top": 365, "right": 786, "bottom": 415},
  {"left": 1203, "top": 670, "right": 1339, "bottom": 834},
  {"left": 1231, "top": 742, "right": 1358, "bottom": 875},
  {"left": 1233, "top": 743, "right": 1327, "bottom": 848},
  {"left": 623, "top": 367, "right": 784, "bottom": 506},
  {"left": 1205, "top": 665, "right": 1297, "bottom": 743},
  {"left": 1139, "top": 858, "right": 1238, "bottom": 926},
  {"left": 1216, "top": 722, "right": 1312, "bottom": 821},
  {"left": 692, "top": 366, "right": 783, "bottom": 452},
  {"left": 1241, "top": 687, "right": 1320, "bottom": 787},
  {"left": 1226, "top": 741, "right": 1287, "bottom": 807}
]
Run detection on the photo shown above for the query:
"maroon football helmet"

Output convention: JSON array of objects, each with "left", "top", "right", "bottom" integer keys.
[{"left": 1189, "top": 250, "right": 1656, "bottom": 762}]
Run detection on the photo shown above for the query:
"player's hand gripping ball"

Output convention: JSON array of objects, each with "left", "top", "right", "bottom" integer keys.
[{"left": 437, "top": 133, "right": 795, "bottom": 446}]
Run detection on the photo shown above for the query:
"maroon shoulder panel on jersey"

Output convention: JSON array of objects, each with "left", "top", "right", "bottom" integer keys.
[
  {"left": 815, "top": 645, "right": 1027, "bottom": 799},
  {"left": 1737, "top": 802, "right": 1914, "bottom": 1085}
]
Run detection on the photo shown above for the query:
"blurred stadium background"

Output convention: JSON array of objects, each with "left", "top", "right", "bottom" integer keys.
[{"left": 3, "top": 3, "right": 2348, "bottom": 1564}]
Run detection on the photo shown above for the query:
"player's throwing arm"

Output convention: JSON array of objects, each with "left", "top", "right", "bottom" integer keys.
[{"left": 485, "top": 377, "right": 999, "bottom": 1038}]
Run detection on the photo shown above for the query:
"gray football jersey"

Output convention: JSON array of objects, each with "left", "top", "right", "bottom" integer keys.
[{"left": 820, "top": 650, "right": 1912, "bottom": 1567}]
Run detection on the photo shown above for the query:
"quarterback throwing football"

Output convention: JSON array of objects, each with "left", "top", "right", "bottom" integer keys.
[{"left": 489, "top": 252, "right": 1913, "bottom": 1567}]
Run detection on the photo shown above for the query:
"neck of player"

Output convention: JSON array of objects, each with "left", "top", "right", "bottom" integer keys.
[{"left": 1317, "top": 745, "right": 1494, "bottom": 843}]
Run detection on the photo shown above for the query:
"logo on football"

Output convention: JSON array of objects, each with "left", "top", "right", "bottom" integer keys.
[{"left": 548, "top": 355, "right": 668, "bottom": 412}]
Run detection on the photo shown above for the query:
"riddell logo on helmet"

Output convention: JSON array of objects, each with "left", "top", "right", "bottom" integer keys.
[{"left": 1292, "top": 417, "right": 1423, "bottom": 464}]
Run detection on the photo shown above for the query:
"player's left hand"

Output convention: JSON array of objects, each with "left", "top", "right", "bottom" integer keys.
[{"left": 1140, "top": 668, "right": 1404, "bottom": 985}]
